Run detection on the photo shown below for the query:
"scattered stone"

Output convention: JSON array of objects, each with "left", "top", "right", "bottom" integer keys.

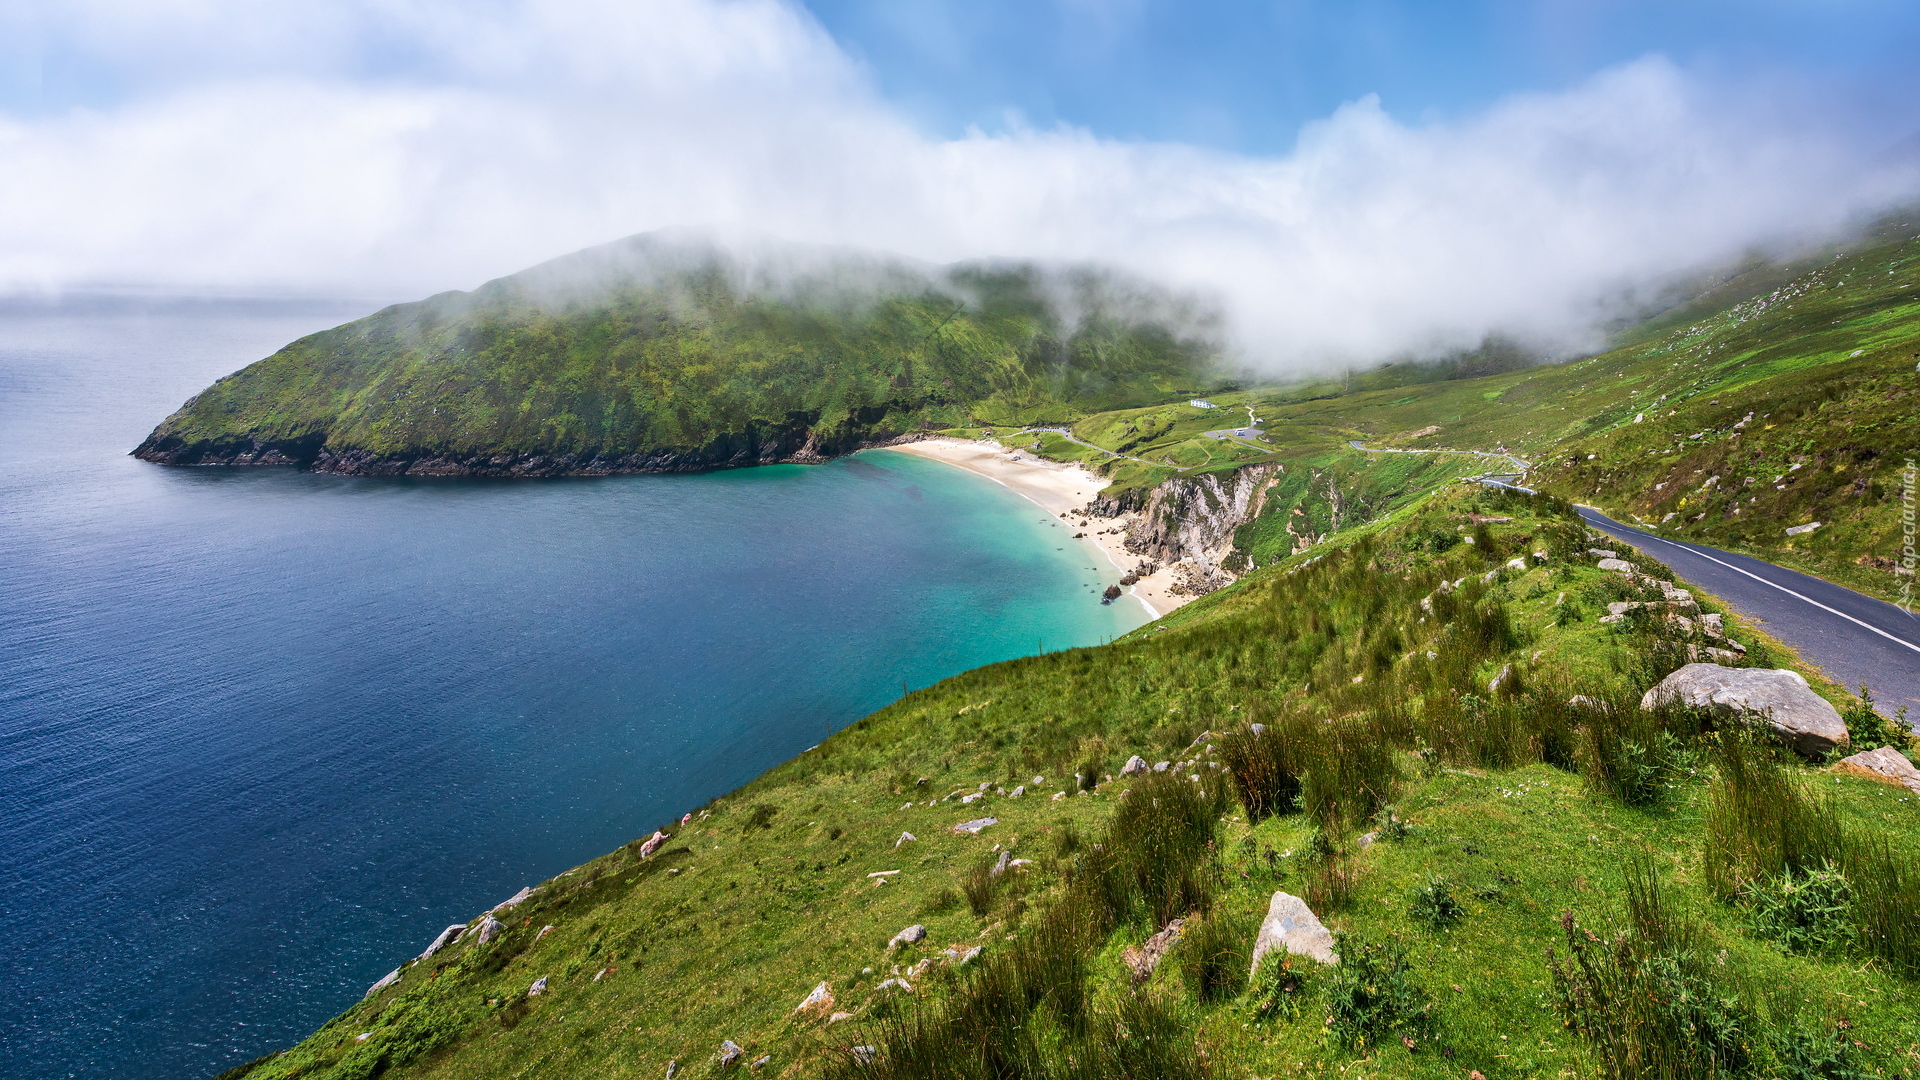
[
  {"left": 888, "top": 925, "right": 927, "bottom": 950},
  {"left": 990, "top": 850, "right": 1012, "bottom": 877},
  {"left": 1009, "top": 785, "right": 1025, "bottom": 797},
  {"left": 594, "top": 967, "right": 611, "bottom": 981},
  {"left": 1596, "top": 558, "right": 1636, "bottom": 573},
  {"left": 491, "top": 886, "right": 534, "bottom": 913},
  {"left": 638, "top": 830, "right": 671, "bottom": 859},
  {"left": 945, "top": 945, "right": 984, "bottom": 966},
  {"left": 1153, "top": 760, "right": 1170, "bottom": 772},
  {"left": 875, "top": 978, "right": 913, "bottom": 993},
  {"left": 475, "top": 915, "right": 507, "bottom": 944},
  {"left": 952, "top": 817, "right": 998, "bottom": 835},
  {"left": 828, "top": 1012, "right": 854, "bottom": 1024},
  {"left": 1355, "top": 831, "right": 1378, "bottom": 850},
  {"left": 1504, "top": 557, "right": 1527, "bottom": 571},
  {"left": 718, "top": 1040, "right": 744, "bottom": 1067},
  {"left": 751, "top": 1056, "right": 771, "bottom": 1071},
  {"left": 419, "top": 923, "right": 467, "bottom": 962},
  {"left": 1487, "top": 663, "right": 1513, "bottom": 695},
  {"left": 1121, "top": 755, "right": 1150, "bottom": 776},
  {"left": 1051, "top": 792, "right": 1066, "bottom": 801},
  {"left": 1121, "top": 919, "right": 1185, "bottom": 981},
  {"left": 1833, "top": 747, "right": 1920, "bottom": 794},
  {"left": 1588, "top": 548, "right": 1618, "bottom": 558},
  {"left": 355, "top": 1032, "right": 371, "bottom": 1042},
  {"left": 850, "top": 1047, "right": 877, "bottom": 1065},
  {"left": 527, "top": 976, "right": 548, "bottom": 996},
  {"left": 364, "top": 968, "right": 401, "bottom": 998},
  {"left": 1567, "top": 695, "right": 1609, "bottom": 712},
  {"left": 894, "top": 832, "right": 916, "bottom": 848},
  {"left": 1641, "top": 663, "right": 1848, "bottom": 758},
  {"left": 681, "top": 812, "right": 693, "bottom": 826},
  {"left": 1032, "top": 775, "right": 1045, "bottom": 784},
  {"left": 666, "top": 1059, "right": 678, "bottom": 1080},
  {"left": 793, "top": 981, "right": 835, "bottom": 1019},
  {"left": 1249, "top": 891, "right": 1338, "bottom": 976},
  {"left": 960, "top": 792, "right": 985, "bottom": 804},
  {"left": 535, "top": 925, "right": 555, "bottom": 942},
  {"left": 1008, "top": 858, "right": 1033, "bottom": 870},
  {"left": 1784, "top": 521, "right": 1823, "bottom": 536}
]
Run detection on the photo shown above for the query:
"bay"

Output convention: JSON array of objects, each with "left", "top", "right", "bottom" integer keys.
[{"left": 0, "top": 298, "right": 1146, "bottom": 1079}]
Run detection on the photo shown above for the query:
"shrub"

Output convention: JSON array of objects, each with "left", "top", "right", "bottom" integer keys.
[
  {"left": 1841, "top": 685, "right": 1915, "bottom": 755},
  {"left": 1218, "top": 716, "right": 1306, "bottom": 822},
  {"left": 1175, "top": 906, "right": 1252, "bottom": 1003},
  {"left": 1580, "top": 702, "right": 1694, "bottom": 807},
  {"left": 1739, "top": 865, "right": 1853, "bottom": 955},
  {"left": 1548, "top": 860, "right": 1753, "bottom": 1080},
  {"left": 1248, "top": 953, "right": 1316, "bottom": 1021},
  {"left": 1409, "top": 874, "right": 1465, "bottom": 930},
  {"left": 1323, "top": 933, "right": 1434, "bottom": 1051}
]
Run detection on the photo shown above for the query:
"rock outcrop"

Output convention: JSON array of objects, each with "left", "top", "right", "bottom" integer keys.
[
  {"left": 1640, "top": 663, "right": 1848, "bottom": 758},
  {"left": 1833, "top": 746, "right": 1920, "bottom": 793},
  {"left": 1122, "top": 463, "right": 1279, "bottom": 568},
  {"left": 1249, "top": 891, "right": 1337, "bottom": 976}
]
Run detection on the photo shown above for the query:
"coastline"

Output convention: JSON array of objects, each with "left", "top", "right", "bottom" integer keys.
[{"left": 874, "top": 437, "right": 1191, "bottom": 619}]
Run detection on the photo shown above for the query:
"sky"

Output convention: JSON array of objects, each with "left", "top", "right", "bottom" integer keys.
[{"left": 1, "top": 0, "right": 1917, "bottom": 370}]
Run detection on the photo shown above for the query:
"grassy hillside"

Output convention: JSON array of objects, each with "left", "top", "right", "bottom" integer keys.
[
  {"left": 136, "top": 236, "right": 1228, "bottom": 473},
  {"left": 221, "top": 485, "right": 1920, "bottom": 1080}
]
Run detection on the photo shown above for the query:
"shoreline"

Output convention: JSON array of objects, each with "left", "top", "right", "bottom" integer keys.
[{"left": 873, "top": 437, "right": 1192, "bottom": 619}]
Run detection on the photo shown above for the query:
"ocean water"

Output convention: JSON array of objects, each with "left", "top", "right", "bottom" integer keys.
[{"left": 0, "top": 299, "right": 1148, "bottom": 1079}]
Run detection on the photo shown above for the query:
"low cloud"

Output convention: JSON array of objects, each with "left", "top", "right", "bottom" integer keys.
[{"left": 1, "top": 0, "right": 1913, "bottom": 373}]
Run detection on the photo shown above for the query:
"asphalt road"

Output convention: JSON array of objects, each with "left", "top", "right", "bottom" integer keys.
[{"left": 1578, "top": 507, "right": 1920, "bottom": 726}]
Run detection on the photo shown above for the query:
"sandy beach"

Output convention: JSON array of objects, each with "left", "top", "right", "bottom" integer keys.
[{"left": 876, "top": 437, "right": 1192, "bottom": 619}]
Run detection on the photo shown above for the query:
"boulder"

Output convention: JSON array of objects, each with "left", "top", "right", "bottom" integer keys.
[
  {"left": 952, "top": 817, "right": 998, "bottom": 835},
  {"left": 1249, "top": 891, "right": 1337, "bottom": 977},
  {"left": 1121, "top": 919, "right": 1185, "bottom": 982},
  {"left": 475, "top": 915, "right": 507, "bottom": 944},
  {"left": 1596, "top": 558, "right": 1636, "bottom": 573},
  {"left": 364, "top": 968, "right": 401, "bottom": 998},
  {"left": 1121, "top": 755, "right": 1150, "bottom": 776},
  {"left": 888, "top": 924, "right": 927, "bottom": 950},
  {"left": 419, "top": 923, "right": 467, "bottom": 962},
  {"left": 491, "top": 886, "right": 534, "bottom": 913},
  {"left": 793, "top": 981, "right": 835, "bottom": 1018},
  {"left": 1833, "top": 746, "right": 1920, "bottom": 794},
  {"left": 1641, "top": 663, "right": 1848, "bottom": 758},
  {"left": 527, "top": 976, "right": 548, "bottom": 996}
]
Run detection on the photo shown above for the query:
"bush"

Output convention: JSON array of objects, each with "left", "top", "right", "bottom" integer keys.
[
  {"left": 1248, "top": 954, "right": 1316, "bottom": 1021},
  {"left": 1580, "top": 701, "right": 1695, "bottom": 807},
  {"left": 1218, "top": 715, "right": 1306, "bottom": 822},
  {"left": 1409, "top": 874, "right": 1465, "bottom": 930},
  {"left": 1548, "top": 860, "right": 1753, "bottom": 1080},
  {"left": 1739, "top": 865, "right": 1854, "bottom": 955},
  {"left": 1323, "top": 933, "right": 1434, "bottom": 1051},
  {"left": 1175, "top": 906, "right": 1252, "bottom": 1003},
  {"left": 1841, "top": 685, "right": 1914, "bottom": 756}
]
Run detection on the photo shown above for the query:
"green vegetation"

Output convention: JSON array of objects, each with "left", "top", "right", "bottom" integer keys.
[
  {"left": 225, "top": 486, "right": 1920, "bottom": 1080},
  {"left": 192, "top": 215, "right": 1920, "bottom": 1079},
  {"left": 137, "top": 236, "right": 1229, "bottom": 470}
]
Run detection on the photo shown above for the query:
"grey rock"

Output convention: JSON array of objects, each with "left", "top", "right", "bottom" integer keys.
[
  {"left": 1833, "top": 746, "right": 1920, "bottom": 794},
  {"left": 850, "top": 1047, "right": 877, "bottom": 1065},
  {"left": 1488, "top": 663, "right": 1513, "bottom": 695},
  {"left": 719, "top": 1039, "right": 744, "bottom": 1067},
  {"left": 491, "top": 886, "right": 534, "bottom": 913},
  {"left": 1784, "top": 521, "right": 1822, "bottom": 536},
  {"left": 793, "top": 981, "right": 835, "bottom": 1017},
  {"left": 1355, "top": 831, "right": 1378, "bottom": 850},
  {"left": 1249, "top": 723, "right": 1266, "bottom": 735},
  {"left": 364, "top": 968, "right": 400, "bottom": 998},
  {"left": 666, "top": 1060, "right": 678, "bottom": 1080},
  {"left": 1596, "top": 558, "right": 1636, "bottom": 573},
  {"left": 1641, "top": 663, "right": 1848, "bottom": 758},
  {"left": 875, "top": 978, "right": 913, "bottom": 993},
  {"left": 888, "top": 924, "right": 927, "bottom": 950},
  {"left": 990, "top": 850, "right": 1012, "bottom": 877},
  {"left": 1121, "top": 755, "right": 1150, "bottom": 776},
  {"left": 1121, "top": 919, "right": 1184, "bottom": 981},
  {"left": 751, "top": 1055, "right": 771, "bottom": 1071},
  {"left": 894, "top": 832, "right": 916, "bottom": 848},
  {"left": 476, "top": 915, "right": 507, "bottom": 944},
  {"left": 1588, "top": 548, "right": 1619, "bottom": 558},
  {"left": 527, "top": 976, "right": 548, "bottom": 996},
  {"left": 419, "top": 923, "right": 467, "bottom": 962},
  {"left": 1154, "top": 760, "right": 1170, "bottom": 772},
  {"left": 638, "top": 830, "right": 671, "bottom": 859},
  {"left": 952, "top": 816, "right": 998, "bottom": 835},
  {"left": 1249, "top": 891, "right": 1338, "bottom": 977}
]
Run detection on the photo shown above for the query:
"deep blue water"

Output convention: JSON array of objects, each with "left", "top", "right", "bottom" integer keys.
[{"left": 0, "top": 299, "right": 1146, "bottom": 1079}]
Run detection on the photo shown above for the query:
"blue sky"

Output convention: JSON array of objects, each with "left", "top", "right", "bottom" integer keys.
[
  {"left": 1, "top": 0, "right": 1915, "bottom": 369},
  {"left": 803, "top": 0, "right": 1920, "bottom": 151}
]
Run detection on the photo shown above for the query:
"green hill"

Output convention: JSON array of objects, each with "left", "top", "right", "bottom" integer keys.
[
  {"left": 204, "top": 221, "right": 1920, "bottom": 1080},
  {"left": 135, "top": 235, "right": 1228, "bottom": 475}
]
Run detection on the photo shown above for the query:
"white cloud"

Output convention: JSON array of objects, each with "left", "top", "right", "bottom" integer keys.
[{"left": 0, "top": 0, "right": 1913, "bottom": 372}]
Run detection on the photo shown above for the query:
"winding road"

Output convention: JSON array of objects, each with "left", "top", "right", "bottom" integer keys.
[{"left": 1349, "top": 440, "right": 1919, "bottom": 724}]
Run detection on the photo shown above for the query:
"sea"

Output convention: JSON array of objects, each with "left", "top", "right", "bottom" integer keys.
[{"left": 0, "top": 297, "right": 1149, "bottom": 1079}]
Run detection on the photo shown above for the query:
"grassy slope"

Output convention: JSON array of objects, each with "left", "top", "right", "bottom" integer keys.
[
  {"left": 228, "top": 485, "right": 1920, "bottom": 1080},
  {"left": 143, "top": 242, "right": 1228, "bottom": 464}
]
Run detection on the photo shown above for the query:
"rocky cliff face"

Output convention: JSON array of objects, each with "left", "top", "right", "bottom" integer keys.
[{"left": 1121, "top": 463, "right": 1280, "bottom": 570}]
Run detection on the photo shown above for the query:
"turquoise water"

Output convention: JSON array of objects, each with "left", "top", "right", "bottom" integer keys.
[{"left": 0, "top": 299, "right": 1147, "bottom": 1079}]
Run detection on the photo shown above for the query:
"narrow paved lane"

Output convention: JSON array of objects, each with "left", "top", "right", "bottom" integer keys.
[{"left": 1578, "top": 507, "right": 1920, "bottom": 725}]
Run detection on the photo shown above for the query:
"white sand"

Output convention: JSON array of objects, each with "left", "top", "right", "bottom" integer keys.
[{"left": 874, "top": 437, "right": 1191, "bottom": 618}]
